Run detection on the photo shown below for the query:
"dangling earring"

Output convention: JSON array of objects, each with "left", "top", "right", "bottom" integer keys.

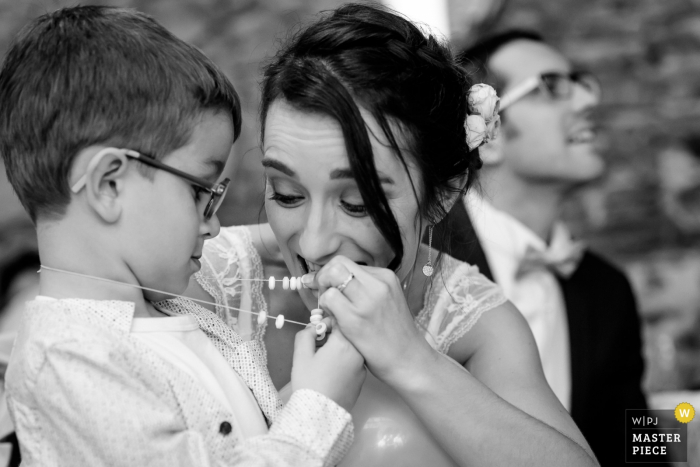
[{"left": 423, "top": 224, "right": 435, "bottom": 277}]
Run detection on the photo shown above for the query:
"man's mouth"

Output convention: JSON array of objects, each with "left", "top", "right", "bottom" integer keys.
[{"left": 567, "top": 128, "right": 596, "bottom": 144}]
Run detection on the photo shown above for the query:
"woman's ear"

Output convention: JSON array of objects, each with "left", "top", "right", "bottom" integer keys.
[{"left": 80, "top": 149, "right": 130, "bottom": 224}]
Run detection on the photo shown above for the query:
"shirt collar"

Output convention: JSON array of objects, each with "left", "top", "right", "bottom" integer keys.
[
  {"left": 464, "top": 192, "right": 577, "bottom": 284},
  {"left": 465, "top": 191, "right": 547, "bottom": 258}
]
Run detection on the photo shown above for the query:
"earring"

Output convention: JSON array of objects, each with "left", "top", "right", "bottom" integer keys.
[{"left": 423, "top": 224, "right": 435, "bottom": 277}]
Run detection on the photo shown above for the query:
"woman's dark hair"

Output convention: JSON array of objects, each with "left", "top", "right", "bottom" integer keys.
[{"left": 260, "top": 3, "right": 481, "bottom": 271}]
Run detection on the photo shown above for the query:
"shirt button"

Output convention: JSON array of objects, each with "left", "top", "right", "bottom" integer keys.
[{"left": 219, "top": 421, "right": 232, "bottom": 436}]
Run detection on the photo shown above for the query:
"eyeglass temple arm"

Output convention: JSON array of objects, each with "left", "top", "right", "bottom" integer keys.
[
  {"left": 70, "top": 148, "right": 219, "bottom": 194},
  {"left": 128, "top": 152, "right": 220, "bottom": 192},
  {"left": 499, "top": 76, "right": 540, "bottom": 111},
  {"left": 70, "top": 148, "right": 141, "bottom": 193}
]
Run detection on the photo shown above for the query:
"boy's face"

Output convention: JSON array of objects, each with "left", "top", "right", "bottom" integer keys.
[{"left": 121, "top": 111, "right": 234, "bottom": 300}]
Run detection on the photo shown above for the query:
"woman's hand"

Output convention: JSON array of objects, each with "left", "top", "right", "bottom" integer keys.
[{"left": 302, "top": 255, "right": 434, "bottom": 383}]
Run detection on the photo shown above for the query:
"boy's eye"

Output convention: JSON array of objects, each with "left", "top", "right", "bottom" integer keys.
[
  {"left": 340, "top": 200, "right": 368, "bottom": 217},
  {"left": 269, "top": 192, "right": 303, "bottom": 207},
  {"left": 192, "top": 185, "right": 208, "bottom": 201}
]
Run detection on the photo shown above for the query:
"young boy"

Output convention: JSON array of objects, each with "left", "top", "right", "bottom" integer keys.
[{"left": 0, "top": 6, "right": 365, "bottom": 466}]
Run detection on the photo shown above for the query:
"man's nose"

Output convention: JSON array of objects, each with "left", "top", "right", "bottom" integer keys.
[{"left": 571, "top": 81, "right": 600, "bottom": 111}]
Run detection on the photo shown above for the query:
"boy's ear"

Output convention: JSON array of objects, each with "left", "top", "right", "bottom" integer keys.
[{"left": 81, "top": 149, "right": 130, "bottom": 223}]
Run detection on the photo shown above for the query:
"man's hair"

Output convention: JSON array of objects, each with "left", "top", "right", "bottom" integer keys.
[
  {"left": 457, "top": 30, "right": 544, "bottom": 95},
  {"left": 0, "top": 6, "right": 241, "bottom": 221}
]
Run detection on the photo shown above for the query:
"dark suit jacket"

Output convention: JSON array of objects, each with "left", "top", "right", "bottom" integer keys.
[{"left": 434, "top": 201, "right": 653, "bottom": 467}]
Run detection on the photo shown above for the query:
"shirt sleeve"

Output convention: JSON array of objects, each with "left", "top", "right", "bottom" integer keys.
[{"left": 12, "top": 336, "right": 352, "bottom": 467}]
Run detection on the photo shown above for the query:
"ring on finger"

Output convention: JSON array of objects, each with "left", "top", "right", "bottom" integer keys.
[{"left": 335, "top": 272, "right": 355, "bottom": 293}]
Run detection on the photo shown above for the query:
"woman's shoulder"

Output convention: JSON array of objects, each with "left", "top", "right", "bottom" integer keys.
[
  {"left": 205, "top": 225, "right": 255, "bottom": 255},
  {"left": 205, "top": 224, "right": 285, "bottom": 269},
  {"left": 417, "top": 252, "right": 508, "bottom": 357},
  {"left": 196, "top": 225, "right": 269, "bottom": 343}
]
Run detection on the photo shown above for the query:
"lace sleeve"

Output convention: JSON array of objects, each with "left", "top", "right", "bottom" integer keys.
[
  {"left": 195, "top": 226, "right": 268, "bottom": 346},
  {"left": 416, "top": 256, "right": 507, "bottom": 355}
]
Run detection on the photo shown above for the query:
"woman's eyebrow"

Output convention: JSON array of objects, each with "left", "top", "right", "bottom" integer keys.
[
  {"left": 330, "top": 168, "right": 394, "bottom": 184},
  {"left": 262, "top": 158, "right": 295, "bottom": 177}
]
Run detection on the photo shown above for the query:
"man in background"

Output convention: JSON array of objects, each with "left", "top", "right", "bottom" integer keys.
[{"left": 435, "top": 31, "right": 652, "bottom": 466}]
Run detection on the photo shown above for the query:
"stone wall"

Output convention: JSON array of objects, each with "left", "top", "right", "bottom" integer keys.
[{"left": 461, "top": 0, "right": 700, "bottom": 394}]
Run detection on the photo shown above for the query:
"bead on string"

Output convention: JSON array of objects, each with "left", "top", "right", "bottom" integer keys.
[
  {"left": 38, "top": 265, "right": 318, "bottom": 332},
  {"left": 38, "top": 266, "right": 331, "bottom": 337}
]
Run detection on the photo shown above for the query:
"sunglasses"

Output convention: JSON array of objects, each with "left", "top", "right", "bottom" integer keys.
[
  {"left": 71, "top": 148, "right": 230, "bottom": 221},
  {"left": 500, "top": 71, "right": 601, "bottom": 110}
]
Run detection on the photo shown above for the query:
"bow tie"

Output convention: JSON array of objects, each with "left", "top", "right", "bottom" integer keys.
[{"left": 515, "top": 224, "right": 585, "bottom": 279}]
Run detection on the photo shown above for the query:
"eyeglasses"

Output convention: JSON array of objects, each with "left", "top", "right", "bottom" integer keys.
[
  {"left": 71, "top": 147, "right": 230, "bottom": 221},
  {"left": 500, "top": 71, "right": 601, "bottom": 110}
]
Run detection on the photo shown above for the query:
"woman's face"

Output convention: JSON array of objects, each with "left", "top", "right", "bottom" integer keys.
[{"left": 263, "top": 100, "right": 424, "bottom": 310}]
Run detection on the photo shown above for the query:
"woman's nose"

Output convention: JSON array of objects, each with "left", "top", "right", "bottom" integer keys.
[{"left": 297, "top": 207, "right": 340, "bottom": 264}]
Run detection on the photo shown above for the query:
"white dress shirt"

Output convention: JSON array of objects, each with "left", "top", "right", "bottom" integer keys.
[
  {"left": 466, "top": 193, "right": 572, "bottom": 410},
  {"left": 8, "top": 296, "right": 353, "bottom": 467},
  {"left": 131, "top": 313, "right": 269, "bottom": 440}
]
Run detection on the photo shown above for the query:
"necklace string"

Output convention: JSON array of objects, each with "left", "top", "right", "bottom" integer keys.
[{"left": 39, "top": 265, "right": 308, "bottom": 327}]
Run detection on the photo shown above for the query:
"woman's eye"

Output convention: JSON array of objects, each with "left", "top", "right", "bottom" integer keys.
[
  {"left": 341, "top": 200, "right": 368, "bottom": 217},
  {"left": 269, "top": 192, "right": 303, "bottom": 207}
]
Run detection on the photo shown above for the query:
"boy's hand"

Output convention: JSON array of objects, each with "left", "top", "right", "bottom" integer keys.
[{"left": 291, "top": 319, "right": 366, "bottom": 412}]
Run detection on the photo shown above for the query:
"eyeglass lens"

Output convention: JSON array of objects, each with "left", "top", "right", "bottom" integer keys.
[
  {"left": 541, "top": 72, "right": 600, "bottom": 99},
  {"left": 203, "top": 180, "right": 230, "bottom": 220}
]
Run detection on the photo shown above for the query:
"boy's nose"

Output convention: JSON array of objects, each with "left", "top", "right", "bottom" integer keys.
[{"left": 202, "top": 212, "right": 221, "bottom": 238}]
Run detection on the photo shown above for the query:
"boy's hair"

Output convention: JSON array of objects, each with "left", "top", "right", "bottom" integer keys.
[{"left": 0, "top": 6, "right": 241, "bottom": 221}]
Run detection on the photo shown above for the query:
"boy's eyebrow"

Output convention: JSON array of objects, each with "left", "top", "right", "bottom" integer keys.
[{"left": 200, "top": 158, "right": 226, "bottom": 180}]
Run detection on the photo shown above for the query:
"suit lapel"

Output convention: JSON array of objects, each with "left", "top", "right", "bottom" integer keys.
[
  {"left": 433, "top": 198, "right": 494, "bottom": 280},
  {"left": 158, "top": 298, "right": 283, "bottom": 425},
  {"left": 556, "top": 255, "right": 592, "bottom": 418},
  {"left": 437, "top": 201, "right": 591, "bottom": 414}
]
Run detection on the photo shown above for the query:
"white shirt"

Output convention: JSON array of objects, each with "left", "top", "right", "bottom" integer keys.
[
  {"left": 11, "top": 295, "right": 354, "bottom": 466},
  {"left": 465, "top": 194, "right": 572, "bottom": 410},
  {"left": 131, "top": 313, "right": 268, "bottom": 440}
]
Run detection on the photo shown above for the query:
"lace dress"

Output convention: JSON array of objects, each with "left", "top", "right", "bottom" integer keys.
[{"left": 199, "top": 226, "right": 507, "bottom": 467}]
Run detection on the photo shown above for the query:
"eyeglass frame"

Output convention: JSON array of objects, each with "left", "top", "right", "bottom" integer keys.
[
  {"left": 70, "top": 147, "right": 230, "bottom": 221},
  {"left": 499, "top": 71, "right": 601, "bottom": 111}
]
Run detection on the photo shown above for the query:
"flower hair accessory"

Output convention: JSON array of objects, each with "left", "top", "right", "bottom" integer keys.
[{"left": 465, "top": 83, "right": 501, "bottom": 151}]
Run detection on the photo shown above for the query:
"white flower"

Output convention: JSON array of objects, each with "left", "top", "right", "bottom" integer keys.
[
  {"left": 468, "top": 83, "right": 500, "bottom": 121},
  {"left": 485, "top": 115, "right": 501, "bottom": 142},
  {"left": 465, "top": 114, "right": 487, "bottom": 150}
]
